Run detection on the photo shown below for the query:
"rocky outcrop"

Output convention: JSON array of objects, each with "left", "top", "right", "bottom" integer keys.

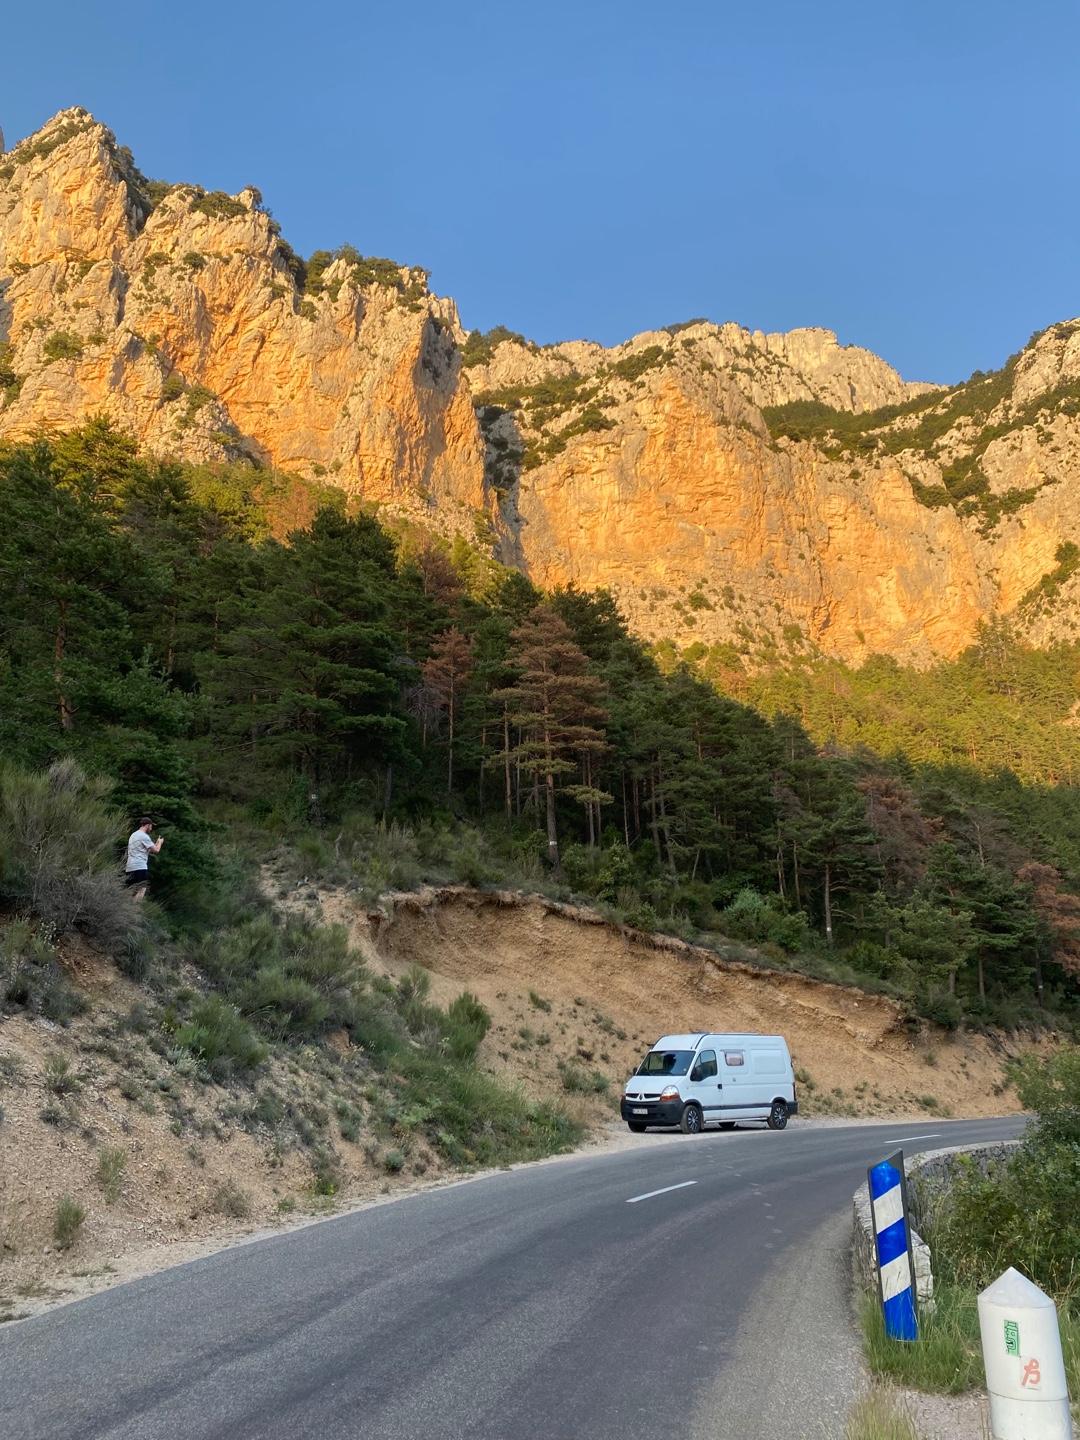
[
  {"left": 4, "top": 109, "right": 1080, "bottom": 663},
  {"left": 0, "top": 109, "right": 488, "bottom": 536}
]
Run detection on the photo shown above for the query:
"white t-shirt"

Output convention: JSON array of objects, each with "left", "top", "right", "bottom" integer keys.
[{"left": 126, "top": 829, "right": 155, "bottom": 873}]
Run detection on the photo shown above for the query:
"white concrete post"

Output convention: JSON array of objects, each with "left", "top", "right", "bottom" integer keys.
[{"left": 978, "top": 1267, "right": 1073, "bottom": 1439}]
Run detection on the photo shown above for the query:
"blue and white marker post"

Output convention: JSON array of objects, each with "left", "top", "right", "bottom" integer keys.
[{"left": 868, "top": 1149, "right": 918, "bottom": 1342}]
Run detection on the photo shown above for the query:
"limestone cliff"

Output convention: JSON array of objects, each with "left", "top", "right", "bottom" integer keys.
[
  {"left": 0, "top": 109, "right": 487, "bottom": 536},
  {"left": 3, "top": 109, "right": 1080, "bottom": 664}
]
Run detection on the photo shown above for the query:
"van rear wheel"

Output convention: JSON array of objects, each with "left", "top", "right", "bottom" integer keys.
[
  {"left": 627, "top": 1122, "right": 647, "bottom": 1133},
  {"left": 767, "top": 1100, "right": 789, "bottom": 1131},
  {"left": 680, "top": 1103, "right": 703, "bottom": 1135}
]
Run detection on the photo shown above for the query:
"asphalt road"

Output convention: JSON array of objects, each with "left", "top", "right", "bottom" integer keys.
[{"left": 0, "top": 1115, "right": 1024, "bottom": 1440}]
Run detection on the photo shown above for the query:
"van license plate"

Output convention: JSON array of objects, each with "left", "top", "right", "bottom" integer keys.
[{"left": 633, "top": 1108, "right": 647, "bottom": 1115}]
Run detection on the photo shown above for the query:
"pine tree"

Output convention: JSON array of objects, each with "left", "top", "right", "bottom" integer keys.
[
  {"left": 201, "top": 508, "right": 406, "bottom": 813},
  {"left": 422, "top": 627, "right": 474, "bottom": 792},
  {"left": 496, "top": 606, "right": 608, "bottom": 871}
]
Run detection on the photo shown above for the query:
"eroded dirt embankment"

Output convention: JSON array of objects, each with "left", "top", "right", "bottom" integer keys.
[{"left": 325, "top": 884, "right": 1036, "bottom": 1120}]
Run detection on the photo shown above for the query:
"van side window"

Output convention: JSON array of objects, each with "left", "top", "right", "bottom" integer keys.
[
  {"left": 695, "top": 1049, "right": 717, "bottom": 1079},
  {"left": 724, "top": 1050, "right": 745, "bottom": 1067}
]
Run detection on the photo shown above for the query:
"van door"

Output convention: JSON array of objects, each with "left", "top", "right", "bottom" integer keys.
[
  {"left": 687, "top": 1048, "right": 720, "bottom": 1125},
  {"left": 719, "top": 1046, "right": 755, "bottom": 1120}
]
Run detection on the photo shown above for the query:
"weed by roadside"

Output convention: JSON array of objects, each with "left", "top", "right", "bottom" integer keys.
[
  {"left": 845, "top": 1390, "right": 919, "bottom": 1440},
  {"left": 860, "top": 1285, "right": 984, "bottom": 1393}
]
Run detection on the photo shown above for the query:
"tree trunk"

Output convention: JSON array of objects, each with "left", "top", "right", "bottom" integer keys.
[
  {"left": 446, "top": 675, "right": 455, "bottom": 793},
  {"left": 776, "top": 821, "right": 786, "bottom": 900},
  {"left": 503, "top": 710, "right": 512, "bottom": 824},
  {"left": 823, "top": 861, "right": 834, "bottom": 947},
  {"left": 792, "top": 839, "right": 802, "bottom": 909},
  {"left": 54, "top": 601, "right": 74, "bottom": 731},
  {"left": 622, "top": 772, "right": 631, "bottom": 847},
  {"left": 545, "top": 771, "right": 560, "bottom": 871},
  {"left": 977, "top": 953, "right": 986, "bottom": 1002}
]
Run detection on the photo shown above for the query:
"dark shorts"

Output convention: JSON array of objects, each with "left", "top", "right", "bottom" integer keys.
[{"left": 124, "top": 870, "right": 149, "bottom": 889}]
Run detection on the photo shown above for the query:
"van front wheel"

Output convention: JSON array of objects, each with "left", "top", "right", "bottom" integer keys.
[
  {"left": 767, "top": 1100, "right": 789, "bottom": 1131},
  {"left": 680, "top": 1103, "right": 703, "bottom": 1135}
]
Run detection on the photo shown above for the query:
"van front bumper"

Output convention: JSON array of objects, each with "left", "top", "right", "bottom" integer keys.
[{"left": 620, "top": 1097, "right": 683, "bottom": 1126}]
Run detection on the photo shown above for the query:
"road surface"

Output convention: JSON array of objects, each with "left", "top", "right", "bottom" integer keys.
[{"left": 0, "top": 1115, "right": 1023, "bottom": 1440}]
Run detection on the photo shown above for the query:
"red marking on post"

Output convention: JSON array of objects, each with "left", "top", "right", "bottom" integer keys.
[{"left": 1021, "top": 1358, "right": 1041, "bottom": 1388}]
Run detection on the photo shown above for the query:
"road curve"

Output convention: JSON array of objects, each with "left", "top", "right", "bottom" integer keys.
[{"left": 0, "top": 1116, "right": 1023, "bottom": 1440}]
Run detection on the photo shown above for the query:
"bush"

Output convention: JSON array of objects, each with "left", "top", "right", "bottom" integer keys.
[
  {"left": 443, "top": 992, "right": 490, "bottom": 1061},
  {"left": 194, "top": 915, "right": 366, "bottom": 1041},
  {"left": 920, "top": 1047, "right": 1080, "bottom": 1307},
  {"left": 96, "top": 1146, "right": 127, "bottom": 1204},
  {"left": 43, "top": 1053, "right": 80, "bottom": 1095},
  {"left": 0, "top": 759, "right": 138, "bottom": 951},
  {"left": 720, "top": 888, "right": 812, "bottom": 953},
  {"left": 212, "top": 1180, "right": 252, "bottom": 1218},
  {"left": 0, "top": 920, "right": 86, "bottom": 1024},
  {"left": 54, "top": 1195, "right": 85, "bottom": 1250},
  {"left": 558, "top": 1061, "right": 609, "bottom": 1095},
  {"left": 43, "top": 331, "right": 84, "bottom": 363},
  {"left": 174, "top": 995, "right": 267, "bottom": 1077}
]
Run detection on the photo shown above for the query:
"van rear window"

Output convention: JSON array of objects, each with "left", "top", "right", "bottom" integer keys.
[{"left": 636, "top": 1050, "right": 694, "bottom": 1076}]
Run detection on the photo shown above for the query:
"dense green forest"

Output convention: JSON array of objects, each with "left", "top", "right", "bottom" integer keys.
[{"left": 1, "top": 421, "right": 1079, "bottom": 1031}]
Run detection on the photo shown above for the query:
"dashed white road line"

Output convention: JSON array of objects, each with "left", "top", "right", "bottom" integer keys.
[
  {"left": 892, "top": 1133, "right": 941, "bottom": 1144},
  {"left": 626, "top": 1181, "right": 698, "bottom": 1205}
]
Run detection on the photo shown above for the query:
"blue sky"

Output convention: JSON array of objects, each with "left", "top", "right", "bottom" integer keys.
[{"left": 5, "top": 0, "right": 1078, "bottom": 383}]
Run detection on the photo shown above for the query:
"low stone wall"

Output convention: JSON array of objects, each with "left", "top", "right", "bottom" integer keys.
[{"left": 852, "top": 1142, "right": 1019, "bottom": 1310}]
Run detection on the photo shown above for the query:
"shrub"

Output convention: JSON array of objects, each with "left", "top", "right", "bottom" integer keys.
[
  {"left": 443, "top": 992, "right": 490, "bottom": 1061},
  {"left": 212, "top": 1180, "right": 252, "bottom": 1218},
  {"left": 720, "top": 888, "right": 812, "bottom": 953},
  {"left": 54, "top": 1195, "right": 85, "bottom": 1250},
  {"left": 161, "top": 374, "right": 185, "bottom": 402},
  {"left": 920, "top": 1047, "right": 1080, "bottom": 1306},
  {"left": 191, "top": 190, "right": 246, "bottom": 220},
  {"left": 383, "top": 1148, "right": 406, "bottom": 1173},
  {"left": 43, "top": 1053, "right": 80, "bottom": 1095},
  {"left": 43, "top": 331, "right": 84, "bottom": 363},
  {"left": 174, "top": 995, "right": 267, "bottom": 1077},
  {"left": 0, "top": 920, "right": 86, "bottom": 1024},
  {"left": 96, "top": 1146, "right": 127, "bottom": 1204},
  {"left": 558, "top": 1061, "right": 609, "bottom": 1095},
  {"left": 0, "top": 759, "right": 138, "bottom": 950}
]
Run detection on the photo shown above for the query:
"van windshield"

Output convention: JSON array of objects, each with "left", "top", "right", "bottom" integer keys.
[{"left": 636, "top": 1050, "right": 694, "bottom": 1076}]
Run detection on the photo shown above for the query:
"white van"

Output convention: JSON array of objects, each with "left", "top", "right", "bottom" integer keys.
[{"left": 620, "top": 1032, "right": 797, "bottom": 1134}]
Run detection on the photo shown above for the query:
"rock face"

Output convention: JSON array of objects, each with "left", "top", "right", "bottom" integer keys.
[
  {"left": 0, "top": 109, "right": 487, "bottom": 535},
  {"left": 4, "top": 109, "right": 1080, "bottom": 664}
]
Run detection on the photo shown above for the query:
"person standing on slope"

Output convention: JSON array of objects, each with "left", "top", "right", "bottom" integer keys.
[{"left": 125, "top": 816, "right": 163, "bottom": 902}]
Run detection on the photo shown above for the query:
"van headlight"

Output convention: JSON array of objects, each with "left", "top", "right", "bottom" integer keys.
[{"left": 659, "top": 1085, "right": 680, "bottom": 1101}]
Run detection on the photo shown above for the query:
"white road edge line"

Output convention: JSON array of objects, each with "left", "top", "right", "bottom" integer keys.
[
  {"left": 892, "top": 1133, "right": 941, "bottom": 1143},
  {"left": 626, "top": 1180, "right": 698, "bottom": 1205}
]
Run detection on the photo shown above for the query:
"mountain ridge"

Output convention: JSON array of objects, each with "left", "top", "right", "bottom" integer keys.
[{"left": 3, "top": 108, "right": 1080, "bottom": 663}]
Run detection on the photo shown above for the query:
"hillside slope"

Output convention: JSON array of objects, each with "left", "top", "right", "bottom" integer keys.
[
  {"left": 0, "top": 882, "right": 1040, "bottom": 1324},
  {"left": 4, "top": 110, "right": 1080, "bottom": 661}
]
